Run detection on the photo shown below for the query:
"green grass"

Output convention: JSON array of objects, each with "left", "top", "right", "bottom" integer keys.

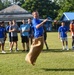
[{"left": 0, "top": 32, "right": 74, "bottom": 75}]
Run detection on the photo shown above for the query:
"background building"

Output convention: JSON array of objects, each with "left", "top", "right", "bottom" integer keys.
[
  {"left": 0, "top": 4, "right": 32, "bottom": 22},
  {"left": 60, "top": 12, "right": 74, "bottom": 29}
]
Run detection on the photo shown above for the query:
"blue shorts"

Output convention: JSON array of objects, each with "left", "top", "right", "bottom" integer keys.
[{"left": 60, "top": 37, "right": 67, "bottom": 42}]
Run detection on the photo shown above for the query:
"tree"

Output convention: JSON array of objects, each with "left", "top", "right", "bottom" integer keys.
[
  {"left": 17, "top": 0, "right": 25, "bottom": 6},
  {"left": 20, "top": 0, "right": 25, "bottom": 4},
  {"left": 3, "top": 0, "right": 11, "bottom": 7},
  {"left": 0, "top": 0, "right": 4, "bottom": 10},
  {"left": 55, "top": 0, "right": 74, "bottom": 20},
  {"left": 22, "top": 0, "right": 59, "bottom": 19}
]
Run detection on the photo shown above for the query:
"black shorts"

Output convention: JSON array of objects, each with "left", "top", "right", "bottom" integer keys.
[
  {"left": 11, "top": 36, "right": 18, "bottom": 42},
  {"left": 21, "top": 36, "right": 29, "bottom": 43},
  {"left": 9, "top": 36, "right": 11, "bottom": 42}
]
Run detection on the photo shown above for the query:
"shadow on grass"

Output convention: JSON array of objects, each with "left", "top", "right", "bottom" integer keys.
[
  {"left": 0, "top": 49, "right": 73, "bottom": 54},
  {"left": 42, "top": 68, "right": 74, "bottom": 71},
  {"left": 42, "top": 49, "right": 73, "bottom": 53},
  {"left": 0, "top": 50, "right": 28, "bottom": 54}
]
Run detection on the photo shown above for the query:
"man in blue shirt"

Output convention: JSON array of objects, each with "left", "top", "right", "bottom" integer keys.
[
  {"left": 58, "top": 21, "right": 69, "bottom": 50},
  {"left": 25, "top": 11, "right": 48, "bottom": 65},
  {"left": 20, "top": 19, "right": 30, "bottom": 51},
  {"left": 0, "top": 22, "right": 6, "bottom": 53}
]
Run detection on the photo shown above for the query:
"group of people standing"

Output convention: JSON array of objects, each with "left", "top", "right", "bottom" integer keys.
[
  {"left": 0, "top": 12, "right": 49, "bottom": 54},
  {"left": 0, "top": 20, "right": 19, "bottom": 53},
  {"left": 4, "top": 19, "right": 33, "bottom": 53},
  {"left": 1, "top": 10, "right": 74, "bottom": 65}
]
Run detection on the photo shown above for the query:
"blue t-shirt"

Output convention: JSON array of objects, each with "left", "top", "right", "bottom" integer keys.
[
  {"left": 6, "top": 25, "right": 11, "bottom": 37},
  {"left": 20, "top": 24, "right": 30, "bottom": 36},
  {"left": 6, "top": 25, "right": 9, "bottom": 32},
  {"left": 32, "top": 18, "right": 43, "bottom": 38},
  {"left": 0, "top": 26, "right": 6, "bottom": 38},
  {"left": 58, "top": 26, "right": 68, "bottom": 38}
]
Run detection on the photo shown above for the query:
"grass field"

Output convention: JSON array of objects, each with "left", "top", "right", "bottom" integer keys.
[{"left": 0, "top": 32, "right": 74, "bottom": 75}]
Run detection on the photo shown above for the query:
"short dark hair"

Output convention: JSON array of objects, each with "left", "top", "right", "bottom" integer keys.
[
  {"left": 61, "top": 21, "right": 65, "bottom": 24},
  {"left": 1, "top": 21, "right": 4, "bottom": 24},
  {"left": 71, "top": 20, "right": 74, "bottom": 24}
]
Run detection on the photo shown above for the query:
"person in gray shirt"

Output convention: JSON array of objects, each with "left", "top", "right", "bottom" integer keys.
[{"left": 9, "top": 20, "right": 19, "bottom": 52}]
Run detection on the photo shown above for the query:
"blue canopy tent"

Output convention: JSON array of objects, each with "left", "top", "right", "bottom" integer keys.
[
  {"left": 60, "top": 12, "right": 74, "bottom": 29},
  {"left": 60, "top": 12, "right": 74, "bottom": 21}
]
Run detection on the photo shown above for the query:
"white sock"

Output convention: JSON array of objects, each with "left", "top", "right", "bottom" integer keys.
[
  {"left": 63, "top": 46, "right": 65, "bottom": 49},
  {"left": 66, "top": 46, "right": 68, "bottom": 49}
]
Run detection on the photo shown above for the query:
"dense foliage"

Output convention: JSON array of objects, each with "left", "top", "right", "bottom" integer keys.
[
  {"left": 22, "top": 0, "right": 59, "bottom": 19},
  {"left": 0, "top": 0, "right": 5, "bottom": 10},
  {"left": 54, "top": 0, "right": 74, "bottom": 20},
  {"left": 0, "top": 0, "right": 74, "bottom": 20}
]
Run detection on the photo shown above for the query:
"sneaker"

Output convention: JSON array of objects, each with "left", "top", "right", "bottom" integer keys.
[
  {"left": 65, "top": 46, "right": 69, "bottom": 50},
  {"left": 9, "top": 48, "right": 11, "bottom": 50},
  {"left": 10, "top": 50, "right": 13, "bottom": 53},
  {"left": 16, "top": 48, "right": 19, "bottom": 51},
  {"left": 66, "top": 48, "right": 69, "bottom": 50},
  {"left": 62, "top": 47, "right": 65, "bottom": 50},
  {"left": 2, "top": 51, "right": 6, "bottom": 53},
  {"left": 9, "top": 48, "right": 13, "bottom": 53}
]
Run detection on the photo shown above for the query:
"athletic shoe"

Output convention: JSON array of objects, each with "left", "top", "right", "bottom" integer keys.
[
  {"left": 66, "top": 48, "right": 69, "bottom": 50},
  {"left": 9, "top": 48, "right": 11, "bottom": 50},
  {"left": 2, "top": 51, "right": 6, "bottom": 53},
  {"left": 16, "top": 48, "right": 19, "bottom": 50},
  {"left": 10, "top": 50, "right": 13, "bottom": 53},
  {"left": 9, "top": 48, "right": 13, "bottom": 53},
  {"left": 62, "top": 47, "right": 65, "bottom": 50},
  {"left": 65, "top": 47, "right": 69, "bottom": 50}
]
